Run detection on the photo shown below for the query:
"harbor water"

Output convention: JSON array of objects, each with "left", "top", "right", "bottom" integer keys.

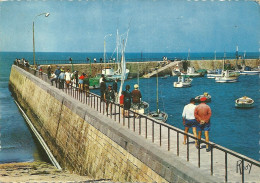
[{"left": 0, "top": 52, "right": 259, "bottom": 163}]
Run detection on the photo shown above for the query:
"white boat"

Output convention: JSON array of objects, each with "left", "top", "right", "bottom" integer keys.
[
  {"left": 207, "top": 69, "right": 222, "bottom": 79},
  {"left": 148, "top": 68, "right": 168, "bottom": 122},
  {"left": 235, "top": 96, "right": 254, "bottom": 108},
  {"left": 181, "top": 67, "right": 204, "bottom": 77},
  {"left": 148, "top": 109, "right": 168, "bottom": 123},
  {"left": 102, "top": 67, "right": 130, "bottom": 81},
  {"left": 172, "top": 67, "right": 181, "bottom": 76},
  {"left": 102, "top": 29, "right": 130, "bottom": 81},
  {"left": 239, "top": 66, "right": 260, "bottom": 75},
  {"left": 173, "top": 76, "right": 192, "bottom": 88},
  {"left": 215, "top": 70, "right": 238, "bottom": 83}
]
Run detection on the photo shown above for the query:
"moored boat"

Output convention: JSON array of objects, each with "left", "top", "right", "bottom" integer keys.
[
  {"left": 181, "top": 67, "right": 204, "bottom": 77},
  {"left": 207, "top": 69, "right": 222, "bottom": 79},
  {"left": 235, "top": 96, "right": 254, "bottom": 108},
  {"left": 173, "top": 75, "right": 192, "bottom": 88},
  {"left": 215, "top": 70, "right": 238, "bottom": 83},
  {"left": 195, "top": 92, "right": 211, "bottom": 103},
  {"left": 148, "top": 109, "right": 168, "bottom": 123}
]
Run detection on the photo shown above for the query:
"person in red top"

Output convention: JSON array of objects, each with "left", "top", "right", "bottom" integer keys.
[
  {"left": 194, "top": 97, "right": 212, "bottom": 152},
  {"left": 131, "top": 84, "right": 142, "bottom": 117}
]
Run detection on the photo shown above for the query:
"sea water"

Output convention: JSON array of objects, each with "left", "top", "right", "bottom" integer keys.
[{"left": 0, "top": 52, "right": 259, "bottom": 163}]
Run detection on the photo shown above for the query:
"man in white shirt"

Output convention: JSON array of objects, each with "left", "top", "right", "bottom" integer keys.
[
  {"left": 65, "top": 69, "right": 71, "bottom": 88},
  {"left": 182, "top": 98, "right": 198, "bottom": 148}
]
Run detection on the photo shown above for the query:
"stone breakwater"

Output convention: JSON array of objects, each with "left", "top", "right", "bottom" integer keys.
[
  {"left": 9, "top": 66, "right": 168, "bottom": 182},
  {"left": 9, "top": 65, "right": 219, "bottom": 182},
  {"left": 40, "top": 59, "right": 259, "bottom": 78}
]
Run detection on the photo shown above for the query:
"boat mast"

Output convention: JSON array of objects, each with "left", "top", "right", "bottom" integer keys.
[
  {"left": 156, "top": 67, "right": 159, "bottom": 114},
  {"left": 116, "top": 29, "right": 120, "bottom": 72}
]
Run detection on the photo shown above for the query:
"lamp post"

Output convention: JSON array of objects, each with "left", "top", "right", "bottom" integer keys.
[
  {"left": 33, "top": 12, "right": 50, "bottom": 66},
  {"left": 103, "top": 34, "right": 112, "bottom": 73}
]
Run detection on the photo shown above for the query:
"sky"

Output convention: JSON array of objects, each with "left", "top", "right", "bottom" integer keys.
[{"left": 0, "top": 0, "right": 259, "bottom": 53}]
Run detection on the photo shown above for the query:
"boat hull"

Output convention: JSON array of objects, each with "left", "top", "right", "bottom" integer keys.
[
  {"left": 235, "top": 103, "right": 254, "bottom": 108},
  {"left": 173, "top": 82, "right": 191, "bottom": 87},
  {"left": 215, "top": 78, "right": 238, "bottom": 83},
  {"left": 240, "top": 71, "right": 260, "bottom": 75}
]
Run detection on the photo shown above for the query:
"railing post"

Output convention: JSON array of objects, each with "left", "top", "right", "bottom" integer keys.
[
  {"left": 187, "top": 136, "right": 189, "bottom": 161},
  {"left": 168, "top": 128, "right": 170, "bottom": 151},
  {"left": 177, "top": 132, "right": 179, "bottom": 156},
  {"left": 160, "top": 124, "right": 162, "bottom": 146},
  {"left": 145, "top": 118, "right": 147, "bottom": 139},
  {"left": 225, "top": 152, "right": 227, "bottom": 183},
  {"left": 198, "top": 140, "right": 201, "bottom": 168},
  {"left": 114, "top": 103, "right": 116, "bottom": 121},
  {"left": 152, "top": 121, "right": 154, "bottom": 143},
  {"left": 139, "top": 117, "right": 141, "bottom": 135},
  {"left": 133, "top": 114, "right": 136, "bottom": 132},
  {"left": 211, "top": 146, "right": 213, "bottom": 175},
  {"left": 241, "top": 159, "right": 244, "bottom": 183}
]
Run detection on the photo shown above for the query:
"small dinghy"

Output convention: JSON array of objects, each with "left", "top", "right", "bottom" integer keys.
[
  {"left": 195, "top": 92, "right": 211, "bottom": 103},
  {"left": 235, "top": 96, "right": 254, "bottom": 108}
]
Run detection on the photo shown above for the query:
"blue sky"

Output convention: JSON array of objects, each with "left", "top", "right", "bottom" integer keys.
[{"left": 0, "top": 0, "right": 259, "bottom": 53}]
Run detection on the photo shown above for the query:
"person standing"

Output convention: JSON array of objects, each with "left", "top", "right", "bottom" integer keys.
[
  {"left": 100, "top": 74, "right": 106, "bottom": 102},
  {"left": 104, "top": 84, "right": 115, "bottom": 114},
  {"left": 47, "top": 65, "right": 51, "bottom": 79},
  {"left": 123, "top": 85, "right": 132, "bottom": 117},
  {"left": 54, "top": 66, "right": 61, "bottom": 86},
  {"left": 112, "top": 79, "right": 118, "bottom": 102},
  {"left": 65, "top": 69, "right": 71, "bottom": 88},
  {"left": 131, "top": 84, "right": 142, "bottom": 117},
  {"left": 58, "top": 70, "right": 65, "bottom": 89},
  {"left": 194, "top": 97, "right": 212, "bottom": 152},
  {"left": 83, "top": 74, "right": 90, "bottom": 96},
  {"left": 78, "top": 73, "right": 85, "bottom": 91},
  {"left": 182, "top": 98, "right": 198, "bottom": 147}
]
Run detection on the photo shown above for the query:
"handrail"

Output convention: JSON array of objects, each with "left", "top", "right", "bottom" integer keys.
[{"left": 13, "top": 63, "right": 260, "bottom": 183}]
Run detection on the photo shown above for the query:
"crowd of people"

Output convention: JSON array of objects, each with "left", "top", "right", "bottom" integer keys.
[
  {"left": 48, "top": 66, "right": 89, "bottom": 93},
  {"left": 14, "top": 58, "right": 30, "bottom": 70},
  {"left": 182, "top": 97, "right": 212, "bottom": 152},
  {"left": 99, "top": 74, "right": 142, "bottom": 117}
]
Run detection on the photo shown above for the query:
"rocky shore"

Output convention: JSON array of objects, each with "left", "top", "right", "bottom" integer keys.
[{"left": 0, "top": 161, "right": 107, "bottom": 182}]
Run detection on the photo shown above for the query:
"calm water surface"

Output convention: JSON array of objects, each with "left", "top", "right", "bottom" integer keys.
[{"left": 0, "top": 52, "right": 259, "bottom": 163}]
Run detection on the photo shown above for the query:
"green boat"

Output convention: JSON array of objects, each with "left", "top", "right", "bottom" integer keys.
[
  {"left": 89, "top": 74, "right": 101, "bottom": 89},
  {"left": 235, "top": 96, "right": 254, "bottom": 108}
]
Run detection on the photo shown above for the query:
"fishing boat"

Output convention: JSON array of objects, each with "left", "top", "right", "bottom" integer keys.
[
  {"left": 172, "top": 66, "right": 181, "bottom": 76},
  {"left": 206, "top": 69, "right": 222, "bottom": 79},
  {"left": 116, "top": 27, "right": 149, "bottom": 115},
  {"left": 239, "top": 66, "right": 260, "bottom": 75},
  {"left": 148, "top": 68, "right": 168, "bottom": 122},
  {"left": 173, "top": 75, "right": 192, "bottom": 88},
  {"left": 195, "top": 92, "right": 211, "bottom": 103},
  {"left": 215, "top": 70, "right": 238, "bottom": 83},
  {"left": 181, "top": 67, "right": 204, "bottom": 77},
  {"left": 102, "top": 29, "right": 130, "bottom": 81},
  {"left": 235, "top": 96, "right": 254, "bottom": 108}
]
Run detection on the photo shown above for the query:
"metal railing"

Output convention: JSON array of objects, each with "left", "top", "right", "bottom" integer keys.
[{"left": 14, "top": 63, "right": 260, "bottom": 183}]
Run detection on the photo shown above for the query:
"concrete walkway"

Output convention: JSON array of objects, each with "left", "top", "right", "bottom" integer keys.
[
  {"left": 142, "top": 61, "right": 181, "bottom": 78},
  {"left": 61, "top": 88, "right": 259, "bottom": 183}
]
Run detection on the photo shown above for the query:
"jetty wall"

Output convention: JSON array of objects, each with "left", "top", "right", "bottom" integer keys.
[
  {"left": 41, "top": 59, "right": 259, "bottom": 78},
  {"left": 9, "top": 65, "right": 218, "bottom": 182}
]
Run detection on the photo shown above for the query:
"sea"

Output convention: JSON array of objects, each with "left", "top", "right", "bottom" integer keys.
[{"left": 0, "top": 51, "right": 259, "bottom": 163}]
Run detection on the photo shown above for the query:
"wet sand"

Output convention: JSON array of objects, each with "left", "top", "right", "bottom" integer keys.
[{"left": 0, "top": 161, "right": 106, "bottom": 182}]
